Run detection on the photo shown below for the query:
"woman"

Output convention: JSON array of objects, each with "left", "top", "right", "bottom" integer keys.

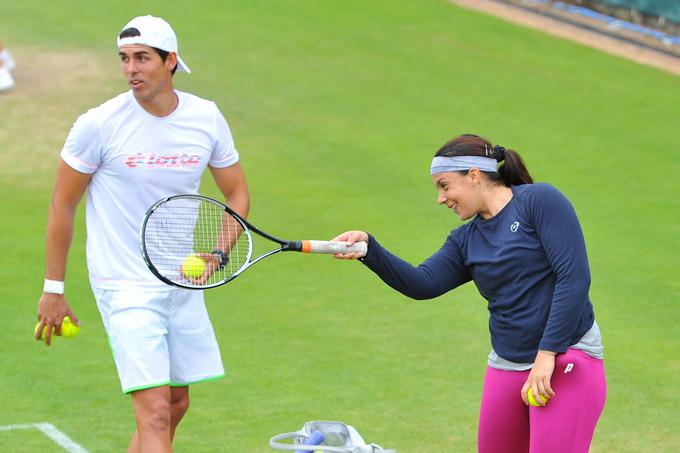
[{"left": 333, "top": 133, "right": 606, "bottom": 453}]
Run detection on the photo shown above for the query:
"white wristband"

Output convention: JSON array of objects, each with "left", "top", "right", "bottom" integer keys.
[{"left": 43, "top": 279, "right": 65, "bottom": 295}]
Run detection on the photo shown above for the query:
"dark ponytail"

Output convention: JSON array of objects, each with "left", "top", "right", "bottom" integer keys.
[{"left": 435, "top": 134, "right": 533, "bottom": 186}]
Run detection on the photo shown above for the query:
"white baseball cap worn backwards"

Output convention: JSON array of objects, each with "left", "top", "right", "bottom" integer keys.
[{"left": 117, "top": 15, "right": 191, "bottom": 73}]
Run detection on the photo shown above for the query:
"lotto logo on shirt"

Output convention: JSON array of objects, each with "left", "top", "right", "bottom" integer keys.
[{"left": 125, "top": 153, "right": 202, "bottom": 169}]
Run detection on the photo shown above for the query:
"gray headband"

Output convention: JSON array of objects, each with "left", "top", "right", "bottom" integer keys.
[{"left": 430, "top": 156, "right": 498, "bottom": 175}]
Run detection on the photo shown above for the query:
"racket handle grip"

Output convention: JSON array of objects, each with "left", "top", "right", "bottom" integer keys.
[
  {"left": 295, "top": 430, "right": 324, "bottom": 453},
  {"left": 300, "top": 240, "right": 367, "bottom": 256}
]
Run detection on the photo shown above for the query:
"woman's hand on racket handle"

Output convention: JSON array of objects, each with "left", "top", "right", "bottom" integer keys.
[
  {"left": 331, "top": 231, "right": 368, "bottom": 260},
  {"left": 521, "top": 350, "right": 556, "bottom": 406},
  {"left": 36, "top": 293, "right": 79, "bottom": 346}
]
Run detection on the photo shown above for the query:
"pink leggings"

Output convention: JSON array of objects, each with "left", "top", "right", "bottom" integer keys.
[{"left": 478, "top": 348, "right": 606, "bottom": 453}]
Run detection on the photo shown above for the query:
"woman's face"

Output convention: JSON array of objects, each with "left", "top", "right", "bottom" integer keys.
[{"left": 432, "top": 170, "right": 481, "bottom": 220}]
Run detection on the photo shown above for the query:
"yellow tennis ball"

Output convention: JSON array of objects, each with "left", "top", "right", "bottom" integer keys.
[
  {"left": 182, "top": 254, "right": 206, "bottom": 278},
  {"left": 60, "top": 316, "right": 80, "bottom": 339},
  {"left": 35, "top": 323, "right": 50, "bottom": 340},
  {"left": 35, "top": 316, "right": 79, "bottom": 340},
  {"left": 528, "top": 388, "right": 547, "bottom": 407}
]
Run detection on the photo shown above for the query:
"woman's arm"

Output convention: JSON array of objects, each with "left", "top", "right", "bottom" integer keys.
[
  {"left": 529, "top": 184, "right": 591, "bottom": 353},
  {"left": 521, "top": 183, "right": 592, "bottom": 404},
  {"left": 333, "top": 230, "right": 471, "bottom": 300}
]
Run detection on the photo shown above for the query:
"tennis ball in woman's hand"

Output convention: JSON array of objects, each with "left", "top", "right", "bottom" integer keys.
[
  {"left": 528, "top": 388, "right": 548, "bottom": 407},
  {"left": 182, "top": 254, "right": 206, "bottom": 278},
  {"left": 35, "top": 316, "right": 79, "bottom": 340}
]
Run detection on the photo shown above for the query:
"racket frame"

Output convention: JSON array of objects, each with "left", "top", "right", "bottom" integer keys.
[{"left": 140, "top": 194, "right": 310, "bottom": 290}]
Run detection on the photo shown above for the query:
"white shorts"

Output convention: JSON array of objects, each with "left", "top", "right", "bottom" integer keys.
[{"left": 93, "top": 288, "right": 224, "bottom": 393}]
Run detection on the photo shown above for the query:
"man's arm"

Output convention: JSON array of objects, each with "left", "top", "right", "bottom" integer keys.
[
  {"left": 197, "top": 163, "right": 249, "bottom": 274},
  {"left": 36, "top": 159, "right": 91, "bottom": 345},
  {"left": 210, "top": 162, "right": 249, "bottom": 218}
]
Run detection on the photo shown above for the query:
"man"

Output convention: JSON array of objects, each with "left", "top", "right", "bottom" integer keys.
[{"left": 35, "top": 15, "right": 249, "bottom": 452}]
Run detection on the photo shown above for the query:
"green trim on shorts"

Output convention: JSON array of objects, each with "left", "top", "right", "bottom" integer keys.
[
  {"left": 123, "top": 380, "right": 172, "bottom": 394},
  {"left": 107, "top": 336, "right": 116, "bottom": 360},
  {"left": 170, "top": 373, "right": 225, "bottom": 387},
  {"left": 123, "top": 374, "right": 225, "bottom": 393}
]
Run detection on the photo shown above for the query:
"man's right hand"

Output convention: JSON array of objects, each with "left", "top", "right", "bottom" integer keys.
[{"left": 36, "top": 293, "right": 79, "bottom": 346}]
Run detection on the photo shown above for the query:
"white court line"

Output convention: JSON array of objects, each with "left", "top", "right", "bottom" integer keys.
[{"left": 0, "top": 423, "right": 89, "bottom": 453}]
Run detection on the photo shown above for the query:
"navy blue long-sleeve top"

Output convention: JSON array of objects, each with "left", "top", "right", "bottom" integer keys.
[{"left": 360, "top": 183, "right": 595, "bottom": 363}]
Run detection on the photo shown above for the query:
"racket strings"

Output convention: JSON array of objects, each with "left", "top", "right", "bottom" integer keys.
[{"left": 144, "top": 199, "right": 250, "bottom": 287}]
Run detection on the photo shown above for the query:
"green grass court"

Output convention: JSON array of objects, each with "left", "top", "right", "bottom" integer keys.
[{"left": 1, "top": 0, "right": 679, "bottom": 451}]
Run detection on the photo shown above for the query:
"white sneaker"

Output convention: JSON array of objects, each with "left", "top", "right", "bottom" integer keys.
[
  {"left": 0, "top": 49, "right": 16, "bottom": 70},
  {"left": 0, "top": 65, "right": 15, "bottom": 91}
]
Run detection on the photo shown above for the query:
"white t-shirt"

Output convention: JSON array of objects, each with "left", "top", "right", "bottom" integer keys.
[{"left": 61, "top": 90, "right": 240, "bottom": 290}]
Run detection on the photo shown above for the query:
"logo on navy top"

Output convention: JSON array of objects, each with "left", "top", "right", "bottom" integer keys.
[{"left": 510, "top": 221, "right": 520, "bottom": 232}]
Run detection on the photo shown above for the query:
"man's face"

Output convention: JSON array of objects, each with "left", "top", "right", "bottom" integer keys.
[{"left": 119, "top": 44, "right": 175, "bottom": 102}]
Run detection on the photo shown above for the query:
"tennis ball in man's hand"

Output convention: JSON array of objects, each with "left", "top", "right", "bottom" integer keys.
[
  {"left": 182, "top": 254, "right": 206, "bottom": 278},
  {"left": 60, "top": 316, "right": 79, "bottom": 338},
  {"left": 35, "top": 322, "right": 48, "bottom": 340},
  {"left": 528, "top": 388, "right": 548, "bottom": 407},
  {"left": 35, "top": 316, "right": 79, "bottom": 340}
]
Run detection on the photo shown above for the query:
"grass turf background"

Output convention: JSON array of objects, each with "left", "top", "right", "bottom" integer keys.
[{"left": 1, "top": 0, "right": 679, "bottom": 451}]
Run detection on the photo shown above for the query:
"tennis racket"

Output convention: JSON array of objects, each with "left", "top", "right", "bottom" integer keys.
[{"left": 140, "top": 194, "right": 367, "bottom": 289}]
